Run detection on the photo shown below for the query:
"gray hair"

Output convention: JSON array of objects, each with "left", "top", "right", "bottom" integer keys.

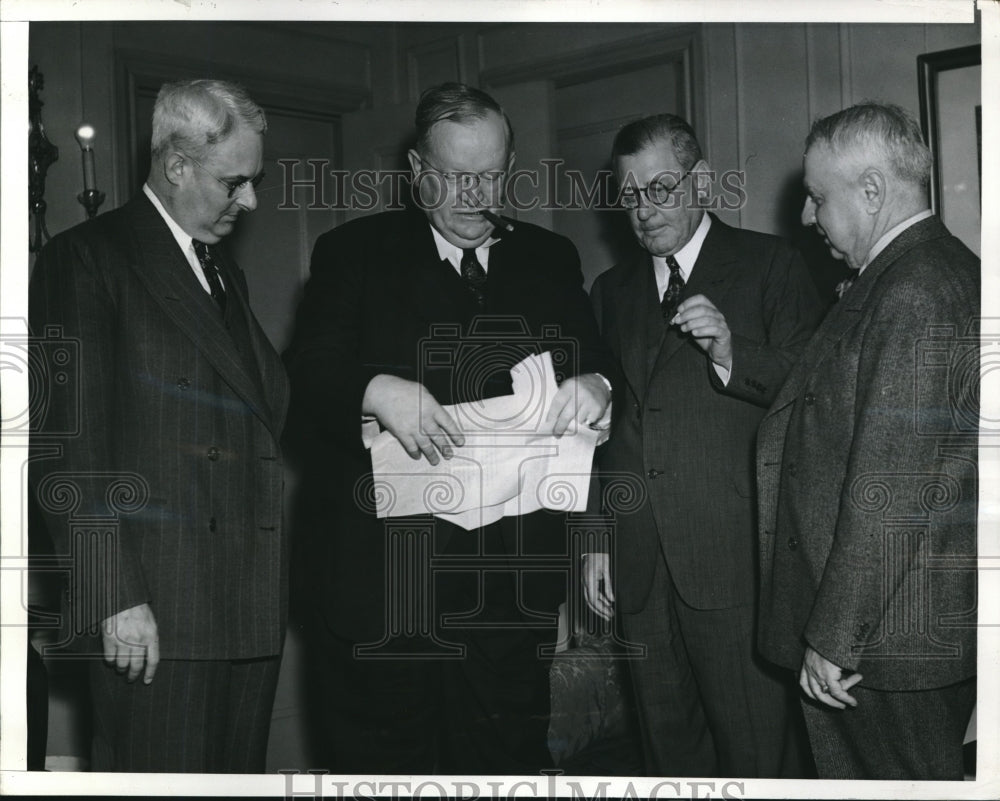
[
  {"left": 414, "top": 82, "right": 514, "bottom": 155},
  {"left": 611, "top": 113, "right": 703, "bottom": 173},
  {"left": 805, "top": 102, "right": 932, "bottom": 187},
  {"left": 151, "top": 79, "right": 267, "bottom": 162}
]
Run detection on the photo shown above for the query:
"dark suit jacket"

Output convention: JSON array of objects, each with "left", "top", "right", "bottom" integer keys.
[
  {"left": 756, "top": 215, "right": 978, "bottom": 691},
  {"left": 591, "top": 214, "right": 824, "bottom": 613},
  {"left": 285, "top": 207, "right": 615, "bottom": 642},
  {"left": 29, "top": 193, "right": 289, "bottom": 661}
]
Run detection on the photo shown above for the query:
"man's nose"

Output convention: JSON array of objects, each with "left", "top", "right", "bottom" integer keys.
[
  {"left": 635, "top": 200, "right": 655, "bottom": 221},
  {"left": 458, "top": 178, "right": 486, "bottom": 207},
  {"left": 235, "top": 182, "right": 258, "bottom": 212},
  {"left": 801, "top": 197, "right": 815, "bottom": 226}
]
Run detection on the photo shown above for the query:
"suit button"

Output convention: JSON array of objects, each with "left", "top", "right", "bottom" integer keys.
[
  {"left": 804, "top": 392, "right": 815, "bottom": 405},
  {"left": 207, "top": 447, "right": 220, "bottom": 461},
  {"left": 647, "top": 469, "right": 662, "bottom": 479},
  {"left": 787, "top": 537, "right": 798, "bottom": 550},
  {"left": 787, "top": 462, "right": 797, "bottom": 477},
  {"left": 208, "top": 517, "right": 217, "bottom": 532},
  {"left": 177, "top": 377, "right": 191, "bottom": 390}
]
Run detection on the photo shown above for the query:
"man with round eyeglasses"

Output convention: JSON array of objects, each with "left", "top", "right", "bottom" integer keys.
[
  {"left": 30, "top": 79, "right": 288, "bottom": 772},
  {"left": 586, "top": 113, "right": 824, "bottom": 777}
]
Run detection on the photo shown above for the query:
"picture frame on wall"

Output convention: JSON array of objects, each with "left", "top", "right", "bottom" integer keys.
[{"left": 917, "top": 44, "right": 982, "bottom": 256}]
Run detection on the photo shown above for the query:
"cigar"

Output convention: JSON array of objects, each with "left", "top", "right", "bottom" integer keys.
[{"left": 479, "top": 208, "right": 514, "bottom": 232}]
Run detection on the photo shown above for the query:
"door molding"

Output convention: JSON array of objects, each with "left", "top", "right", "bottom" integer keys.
[
  {"left": 478, "top": 26, "right": 702, "bottom": 130},
  {"left": 114, "top": 47, "right": 371, "bottom": 199}
]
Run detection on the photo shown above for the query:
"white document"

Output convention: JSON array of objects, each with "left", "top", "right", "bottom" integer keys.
[{"left": 365, "top": 352, "right": 600, "bottom": 530}]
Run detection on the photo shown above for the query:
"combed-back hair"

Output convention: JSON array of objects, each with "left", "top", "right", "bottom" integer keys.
[
  {"left": 151, "top": 79, "right": 267, "bottom": 162},
  {"left": 414, "top": 82, "right": 514, "bottom": 154},
  {"left": 805, "top": 102, "right": 932, "bottom": 187},
  {"left": 611, "top": 113, "right": 704, "bottom": 172}
]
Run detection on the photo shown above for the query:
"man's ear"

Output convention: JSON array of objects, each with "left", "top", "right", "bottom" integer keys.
[
  {"left": 861, "top": 167, "right": 885, "bottom": 213},
  {"left": 162, "top": 152, "right": 186, "bottom": 188},
  {"left": 407, "top": 148, "right": 422, "bottom": 180},
  {"left": 692, "top": 159, "right": 711, "bottom": 201}
]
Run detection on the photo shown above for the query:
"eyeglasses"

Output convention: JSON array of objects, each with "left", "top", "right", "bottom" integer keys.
[
  {"left": 619, "top": 165, "right": 696, "bottom": 210},
  {"left": 416, "top": 154, "right": 506, "bottom": 191},
  {"left": 188, "top": 155, "right": 265, "bottom": 199}
]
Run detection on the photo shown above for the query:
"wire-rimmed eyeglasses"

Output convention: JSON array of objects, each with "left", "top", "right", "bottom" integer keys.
[{"left": 188, "top": 155, "right": 265, "bottom": 199}]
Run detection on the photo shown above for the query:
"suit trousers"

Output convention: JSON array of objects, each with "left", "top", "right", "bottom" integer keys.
[
  {"left": 800, "top": 678, "right": 975, "bottom": 779},
  {"left": 89, "top": 654, "right": 281, "bottom": 772},
  {"left": 621, "top": 554, "right": 808, "bottom": 777},
  {"left": 314, "top": 522, "right": 557, "bottom": 775}
]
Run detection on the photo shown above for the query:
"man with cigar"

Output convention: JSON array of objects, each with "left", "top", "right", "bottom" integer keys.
[
  {"left": 756, "top": 102, "right": 978, "bottom": 779},
  {"left": 30, "top": 79, "right": 287, "bottom": 772},
  {"left": 286, "top": 82, "right": 614, "bottom": 773},
  {"left": 585, "top": 113, "right": 823, "bottom": 776}
]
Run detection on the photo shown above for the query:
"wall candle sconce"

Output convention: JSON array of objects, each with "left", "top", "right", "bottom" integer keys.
[
  {"left": 75, "top": 124, "right": 105, "bottom": 219},
  {"left": 28, "top": 66, "right": 59, "bottom": 253}
]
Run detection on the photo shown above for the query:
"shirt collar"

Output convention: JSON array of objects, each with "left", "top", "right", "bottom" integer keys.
[
  {"left": 430, "top": 224, "right": 500, "bottom": 274},
  {"left": 652, "top": 211, "right": 711, "bottom": 282},
  {"left": 860, "top": 209, "right": 933, "bottom": 274},
  {"left": 143, "top": 183, "right": 198, "bottom": 256}
]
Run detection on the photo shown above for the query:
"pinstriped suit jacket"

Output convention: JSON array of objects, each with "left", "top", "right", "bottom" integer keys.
[
  {"left": 29, "top": 193, "right": 289, "bottom": 660},
  {"left": 591, "top": 214, "right": 824, "bottom": 612},
  {"left": 756, "top": 216, "right": 978, "bottom": 691}
]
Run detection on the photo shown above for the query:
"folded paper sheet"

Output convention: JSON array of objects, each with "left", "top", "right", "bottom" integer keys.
[{"left": 365, "top": 352, "right": 600, "bottom": 530}]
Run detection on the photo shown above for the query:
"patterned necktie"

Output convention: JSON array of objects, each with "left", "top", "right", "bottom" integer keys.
[
  {"left": 193, "top": 240, "right": 227, "bottom": 312},
  {"left": 461, "top": 248, "right": 487, "bottom": 308},
  {"left": 660, "top": 254, "right": 685, "bottom": 321}
]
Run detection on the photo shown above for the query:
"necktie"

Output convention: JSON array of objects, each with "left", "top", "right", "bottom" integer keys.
[
  {"left": 461, "top": 248, "right": 487, "bottom": 308},
  {"left": 193, "top": 240, "right": 227, "bottom": 312},
  {"left": 660, "top": 254, "right": 685, "bottom": 321}
]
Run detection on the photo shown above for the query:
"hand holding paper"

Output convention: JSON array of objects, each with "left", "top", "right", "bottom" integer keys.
[
  {"left": 362, "top": 374, "right": 465, "bottom": 464},
  {"left": 364, "top": 352, "right": 608, "bottom": 529},
  {"left": 544, "top": 372, "right": 612, "bottom": 437}
]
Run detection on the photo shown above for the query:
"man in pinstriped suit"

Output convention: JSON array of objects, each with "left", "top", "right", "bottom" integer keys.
[{"left": 29, "top": 79, "right": 288, "bottom": 772}]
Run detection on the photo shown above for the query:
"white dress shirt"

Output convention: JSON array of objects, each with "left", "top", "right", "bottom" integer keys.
[
  {"left": 143, "top": 183, "right": 222, "bottom": 294},
  {"left": 430, "top": 225, "right": 500, "bottom": 273}
]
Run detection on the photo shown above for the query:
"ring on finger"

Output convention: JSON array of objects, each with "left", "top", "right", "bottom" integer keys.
[{"left": 819, "top": 683, "right": 830, "bottom": 693}]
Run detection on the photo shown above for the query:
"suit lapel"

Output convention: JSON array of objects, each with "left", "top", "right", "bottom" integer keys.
[
  {"left": 612, "top": 251, "right": 658, "bottom": 399},
  {"left": 397, "top": 211, "right": 474, "bottom": 328},
  {"left": 121, "top": 195, "right": 278, "bottom": 434},
  {"left": 214, "top": 249, "right": 289, "bottom": 435},
  {"left": 763, "top": 215, "right": 948, "bottom": 419}
]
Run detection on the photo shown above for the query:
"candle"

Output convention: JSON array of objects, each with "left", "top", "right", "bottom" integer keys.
[{"left": 75, "top": 124, "right": 96, "bottom": 191}]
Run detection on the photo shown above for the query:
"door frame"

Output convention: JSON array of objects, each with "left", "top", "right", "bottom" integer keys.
[
  {"left": 479, "top": 25, "right": 703, "bottom": 137},
  {"left": 113, "top": 47, "right": 372, "bottom": 201}
]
